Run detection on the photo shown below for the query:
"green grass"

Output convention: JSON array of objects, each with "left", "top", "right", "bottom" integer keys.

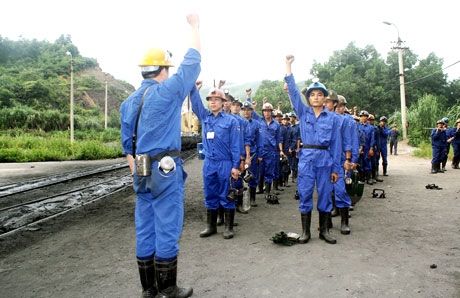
[
  {"left": 412, "top": 141, "right": 453, "bottom": 161},
  {"left": 0, "top": 129, "right": 123, "bottom": 162}
]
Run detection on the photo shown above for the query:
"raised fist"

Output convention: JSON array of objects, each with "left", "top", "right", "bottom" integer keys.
[{"left": 218, "top": 80, "right": 226, "bottom": 89}]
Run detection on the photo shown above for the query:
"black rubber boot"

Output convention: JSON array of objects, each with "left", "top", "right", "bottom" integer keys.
[
  {"left": 292, "top": 170, "right": 297, "bottom": 183},
  {"left": 155, "top": 258, "right": 193, "bottom": 298},
  {"left": 298, "top": 212, "right": 311, "bottom": 244},
  {"left": 430, "top": 164, "right": 437, "bottom": 174},
  {"left": 436, "top": 163, "right": 444, "bottom": 173},
  {"left": 317, "top": 211, "right": 333, "bottom": 231},
  {"left": 339, "top": 208, "right": 351, "bottom": 235},
  {"left": 274, "top": 179, "right": 284, "bottom": 192},
  {"left": 375, "top": 165, "right": 383, "bottom": 182},
  {"left": 383, "top": 165, "right": 388, "bottom": 176},
  {"left": 256, "top": 176, "right": 264, "bottom": 194},
  {"left": 236, "top": 196, "right": 248, "bottom": 214},
  {"left": 319, "top": 212, "right": 336, "bottom": 244},
  {"left": 452, "top": 157, "right": 460, "bottom": 169},
  {"left": 331, "top": 194, "right": 339, "bottom": 217},
  {"left": 284, "top": 173, "right": 290, "bottom": 187},
  {"left": 249, "top": 187, "right": 257, "bottom": 207},
  {"left": 371, "top": 169, "right": 377, "bottom": 184},
  {"left": 200, "top": 209, "right": 217, "bottom": 237},
  {"left": 216, "top": 205, "right": 224, "bottom": 226},
  {"left": 272, "top": 180, "right": 280, "bottom": 195},
  {"left": 294, "top": 189, "right": 299, "bottom": 200},
  {"left": 359, "top": 171, "right": 365, "bottom": 182},
  {"left": 366, "top": 171, "right": 373, "bottom": 185},
  {"left": 223, "top": 209, "right": 235, "bottom": 239},
  {"left": 137, "top": 258, "right": 157, "bottom": 298},
  {"left": 265, "top": 182, "right": 272, "bottom": 196},
  {"left": 451, "top": 157, "right": 457, "bottom": 169}
]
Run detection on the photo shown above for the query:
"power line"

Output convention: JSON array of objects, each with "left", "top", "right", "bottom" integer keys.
[{"left": 403, "top": 60, "right": 460, "bottom": 86}]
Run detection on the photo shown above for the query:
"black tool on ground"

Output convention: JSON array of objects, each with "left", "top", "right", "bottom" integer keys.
[
  {"left": 425, "top": 184, "right": 442, "bottom": 190},
  {"left": 372, "top": 188, "right": 386, "bottom": 198},
  {"left": 266, "top": 194, "right": 279, "bottom": 204}
]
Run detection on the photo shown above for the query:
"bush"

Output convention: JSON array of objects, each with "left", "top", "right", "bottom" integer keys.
[{"left": 0, "top": 130, "right": 122, "bottom": 162}]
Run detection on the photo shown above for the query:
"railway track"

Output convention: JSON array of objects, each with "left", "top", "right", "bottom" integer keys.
[
  {"left": 0, "top": 162, "right": 132, "bottom": 238},
  {"left": 0, "top": 150, "right": 198, "bottom": 238}
]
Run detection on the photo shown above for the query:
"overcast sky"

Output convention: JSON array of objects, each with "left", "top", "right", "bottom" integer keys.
[{"left": 2, "top": 0, "right": 459, "bottom": 89}]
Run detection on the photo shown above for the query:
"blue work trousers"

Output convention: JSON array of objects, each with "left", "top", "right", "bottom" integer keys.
[
  {"left": 260, "top": 151, "right": 276, "bottom": 183},
  {"left": 362, "top": 146, "right": 372, "bottom": 171},
  {"left": 202, "top": 158, "right": 235, "bottom": 210},
  {"left": 378, "top": 145, "right": 388, "bottom": 166},
  {"left": 134, "top": 159, "right": 186, "bottom": 260},
  {"left": 297, "top": 159, "right": 333, "bottom": 213},
  {"left": 247, "top": 152, "right": 259, "bottom": 189},
  {"left": 334, "top": 169, "right": 352, "bottom": 208}
]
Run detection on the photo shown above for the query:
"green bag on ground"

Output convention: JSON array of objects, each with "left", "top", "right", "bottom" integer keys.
[{"left": 271, "top": 231, "right": 300, "bottom": 246}]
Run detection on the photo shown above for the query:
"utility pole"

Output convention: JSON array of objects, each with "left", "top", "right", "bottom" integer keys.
[
  {"left": 66, "top": 51, "right": 74, "bottom": 143},
  {"left": 383, "top": 21, "right": 408, "bottom": 140},
  {"left": 104, "top": 80, "right": 108, "bottom": 130}
]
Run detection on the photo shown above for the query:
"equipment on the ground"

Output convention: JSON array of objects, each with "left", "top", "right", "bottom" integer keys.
[
  {"left": 372, "top": 188, "right": 386, "bottom": 198},
  {"left": 425, "top": 184, "right": 443, "bottom": 190},
  {"left": 346, "top": 170, "right": 364, "bottom": 205},
  {"left": 266, "top": 194, "right": 280, "bottom": 204},
  {"left": 271, "top": 231, "right": 299, "bottom": 246}
]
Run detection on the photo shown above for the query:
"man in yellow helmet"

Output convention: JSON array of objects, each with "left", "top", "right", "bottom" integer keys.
[{"left": 120, "top": 13, "right": 200, "bottom": 298}]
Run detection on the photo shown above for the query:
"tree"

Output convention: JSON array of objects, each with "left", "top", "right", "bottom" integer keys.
[{"left": 406, "top": 94, "right": 444, "bottom": 146}]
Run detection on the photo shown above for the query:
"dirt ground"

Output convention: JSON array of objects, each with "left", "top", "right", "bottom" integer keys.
[{"left": 0, "top": 141, "right": 459, "bottom": 298}]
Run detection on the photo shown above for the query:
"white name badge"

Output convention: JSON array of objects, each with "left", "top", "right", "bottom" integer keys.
[{"left": 207, "top": 131, "right": 215, "bottom": 139}]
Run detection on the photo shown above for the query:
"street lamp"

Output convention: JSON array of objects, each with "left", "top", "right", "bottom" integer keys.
[
  {"left": 66, "top": 51, "right": 74, "bottom": 143},
  {"left": 383, "top": 21, "right": 407, "bottom": 140},
  {"left": 104, "top": 80, "right": 108, "bottom": 130}
]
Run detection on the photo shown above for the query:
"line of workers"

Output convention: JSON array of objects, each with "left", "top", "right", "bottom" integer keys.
[{"left": 193, "top": 81, "right": 395, "bottom": 245}]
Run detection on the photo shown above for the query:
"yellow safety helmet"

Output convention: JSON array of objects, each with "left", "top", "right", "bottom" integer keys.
[{"left": 139, "top": 48, "right": 174, "bottom": 72}]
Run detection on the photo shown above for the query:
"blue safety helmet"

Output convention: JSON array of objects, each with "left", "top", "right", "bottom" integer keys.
[
  {"left": 306, "top": 80, "right": 329, "bottom": 98},
  {"left": 441, "top": 117, "right": 449, "bottom": 123},
  {"left": 289, "top": 112, "right": 297, "bottom": 118}
]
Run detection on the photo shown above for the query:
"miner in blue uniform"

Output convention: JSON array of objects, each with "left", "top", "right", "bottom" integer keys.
[
  {"left": 325, "top": 93, "right": 356, "bottom": 235},
  {"left": 248, "top": 99, "right": 284, "bottom": 200},
  {"left": 229, "top": 96, "right": 250, "bottom": 213},
  {"left": 354, "top": 114, "right": 366, "bottom": 178},
  {"left": 285, "top": 55, "right": 342, "bottom": 244},
  {"left": 377, "top": 116, "right": 391, "bottom": 176},
  {"left": 288, "top": 112, "right": 300, "bottom": 186},
  {"left": 441, "top": 117, "right": 452, "bottom": 172},
  {"left": 280, "top": 113, "right": 292, "bottom": 187},
  {"left": 241, "top": 100, "right": 264, "bottom": 207},
  {"left": 358, "top": 110, "right": 375, "bottom": 184},
  {"left": 448, "top": 119, "right": 460, "bottom": 169},
  {"left": 368, "top": 114, "right": 381, "bottom": 184},
  {"left": 430, "top": 119, "right": 447, "bottom": 173},
  {"left": 120, "top": 14, "right": 200, "bottom": 298},
  {"left": 190, "top": 86, "right": 241, "bottom": 239}
]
